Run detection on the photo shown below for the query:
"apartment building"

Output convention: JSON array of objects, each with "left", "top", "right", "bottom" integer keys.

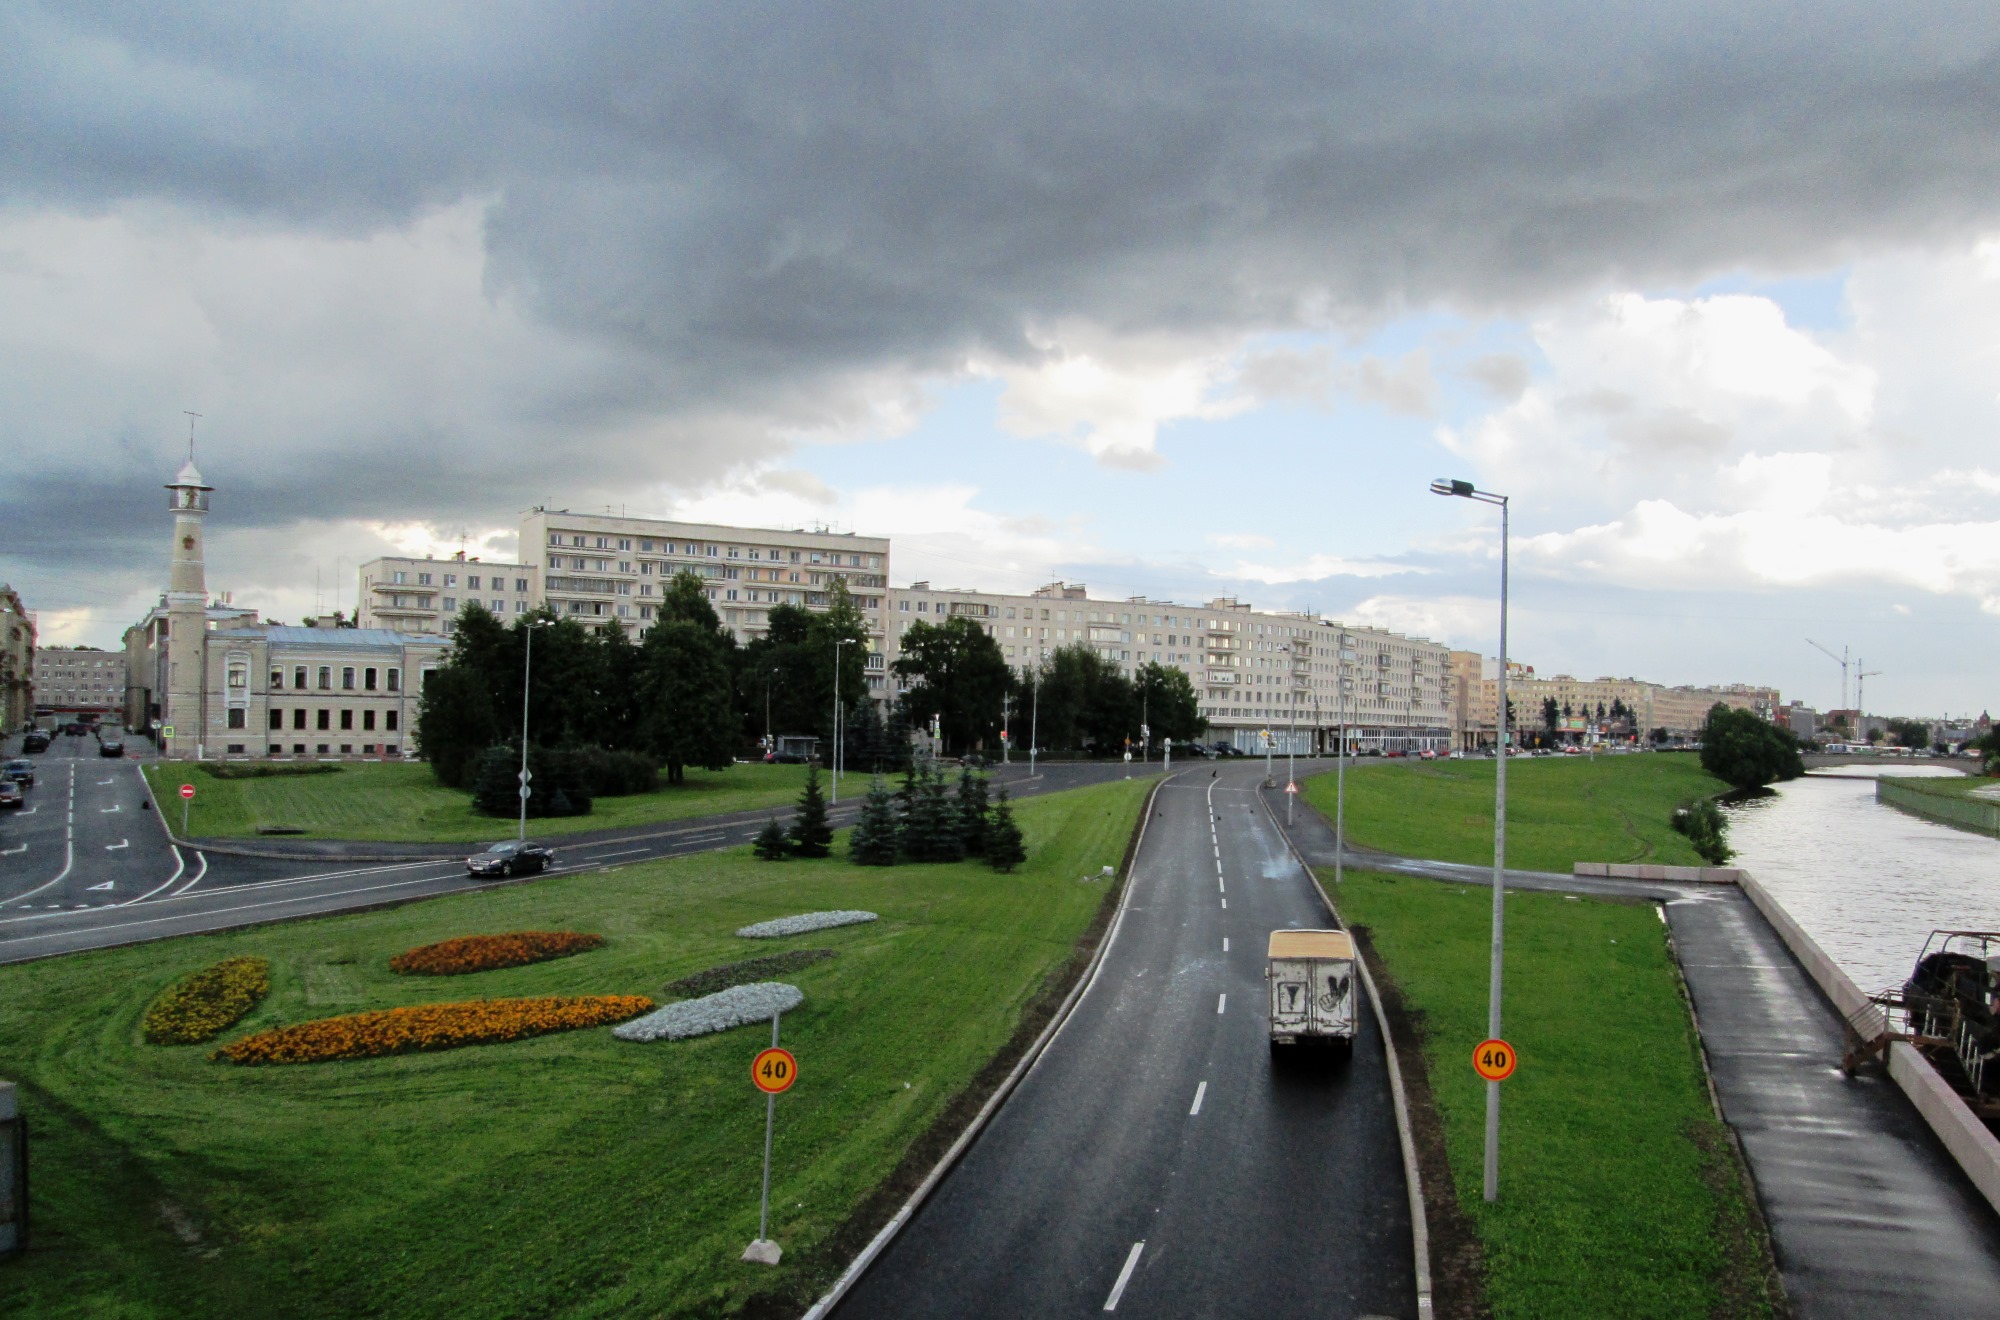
[
  {"left": 518, "top": 507, "right": 891, "bottom": 671},
  {"left": 32, "top": 646, "right": 125, "bottom": 720},
  {"left": 886, "top": 581, "right": 1453, "bottom": 754},
  {"left": 356, "top": 554, "right": 539, "bottom": 633},
  {"left": 0, "top": 585, "right": 31, "bottom": 731},
  {"left": 1455, "top": 661, "right": 1782, "bottom": 745}
]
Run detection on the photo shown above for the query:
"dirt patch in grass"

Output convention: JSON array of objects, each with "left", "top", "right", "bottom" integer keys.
[
  {"left": 662, "top": 948, "right": 838, "bottom": 999},
  {"left": 1350, "top": 921, "right": 1492, "bottom": 1320}
]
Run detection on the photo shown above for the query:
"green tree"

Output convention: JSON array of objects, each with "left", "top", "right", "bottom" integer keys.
[
  {"left": 954, "top": 766, "right": 991, "bottom": 856},
  {"left": 636, "top": 572, "right": 738, "bottom": 783},
  {"left": 1672, "top": 797, "right": 1733, "bottom": 865},
  {"left": 1029, "top": 645, "right": 1136, "bottom": 753},
  {"left": 986, "top": 784, "right": 1027, "bottom": 873},
  {"left": 892, "top": 616, "right": 1012, "bottom": 754},
  {"left": 471, "top": 744, "right": 592, "bottom": 818},
  {"left": 790, "top": 762, "right": 833, "bottom": 858},
  {"left": 848, "top": 778, "right": 900, "bottom": 866},
  {"left": 753, "top": 817, "right": 792, "bottom": 861},
  {"left": 1886, "top": 717, "right": 1932, "bottom": 749},
  {"left": 1541, "top": 697, "right": 1561, "bottom": 738},
  {"left": 1134, "top": 662, "right": 1206, "bottom": 745},
  {"left": 1971, "top": 727, "right": 2000, "bottom": 775},
  {"left": 1698, "top": 704, "right": 1804, "bottom": 790},
  {"left": 416, "top": 665, "right": 500, "bottom": 789},
  {"left": 898, "top": 760, "right": 963, "bottom": 862}
]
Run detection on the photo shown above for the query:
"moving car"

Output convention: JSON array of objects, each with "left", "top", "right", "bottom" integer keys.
[
  {"left": 2, "top": 759, "right": 34, "bottom": 788},
  {"left": 466, "top": 840, "right": 556, "bottom": 879},
  {"left": 98, "top": 739, "right": 125, "bottom": 758},
  {"left": 20, "top": 732, "right": 48, "bottom": 754},
  {"left": 0, "top": 782, "right": 21, "bottom": 809}
]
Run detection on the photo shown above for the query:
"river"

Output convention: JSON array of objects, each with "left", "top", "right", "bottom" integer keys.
[{"left": 1723, "top": 765, "right": 2000, "bottom": 995}]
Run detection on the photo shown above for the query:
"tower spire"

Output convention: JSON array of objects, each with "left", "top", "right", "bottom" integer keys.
[{"left": 184, "top": 410, "right": 201, "bottom": 463}]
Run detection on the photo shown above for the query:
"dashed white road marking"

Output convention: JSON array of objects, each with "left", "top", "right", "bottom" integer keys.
[
  {"left": 1217, "top": 993, "right": 1227, "bottom": 1014},
  {"left": 1103, "top": 1241, "right": 1144, "bottom": 1311},
  {"left": 1220, "top": 897, "right": 1227, "bottom": 909},
  {"left": 1190, "top": 1081, "right": 1207, "bottom": 1115},
  {"left": 1222, "top": 937, "right": 1229, "bottom": 952}
]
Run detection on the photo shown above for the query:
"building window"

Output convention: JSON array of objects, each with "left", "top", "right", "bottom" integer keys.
[
  {"left": 317, "top": 744, "right": 331, "bottom": 754},
  {"left": 269, "top": 710, "right": 283, "bottom": 730},
  {"left": 387, "top": 668, "right": 400, "bottom": 691},
  {"left": 515, "top": 578, "right": 529, "bottom": 592},
  {"left": 317, "top": 709, "right": 331, "bottom": 730},
  {"left": 227, "top": 665, "right": 247, "bottom": 688},
  {"left": 386, "top": 710, "right": 399, "bottom": 731},
  {"left": 269, "top": 744, "right": 283, "bottom": 755},
  {"left": 293, "top": 709, "right": 306, "bottom": 730},
  {"left": 444, "top": 574, "right": 457, "bottom": 587},
  {"left": 227, "top": 708, "right": 246, "bottom": 729},
  {"left": 392, "top": 570, "right": 407, "bottom": 584},
  {"left": 317, "top": 666, "right": 331, "bottom": 689},
  {"left": 442, "top": 597, "right": 456, "bottom": 611},
  {"left": 364, "top": 667, "right": 378, "bottom": 691},
  {"left": 363, "top": 709, "right": 376, "bottom": 731},
  {"left": 342, "top": 667, "right": 356, "bottom": 690},
  {"left": 418, "top": 572, "right": 433, "bottom": 585},
  {"left": 340, "top": 710, "right": 354, "bottom": 731},
  {"left": 270, "top": 668, "right": 284, "bottom": 688}
]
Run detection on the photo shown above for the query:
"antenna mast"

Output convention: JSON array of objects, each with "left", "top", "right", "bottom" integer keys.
[{"left": 183, "top": 410, "right": 202, "bottom": 461}]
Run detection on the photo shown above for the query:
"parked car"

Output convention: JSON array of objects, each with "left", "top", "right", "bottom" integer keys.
[
  {"left": 2, "top": 759, "right": 35, "bottom": 788},
  {"left": 0, "top": 782, "right": 21, "bottom": 809},
  {"left": 98, "top": 739, "right": 125, "bottom": 758},
  {"left": 466, "top": 840, "right": 556, "bottom": 879}
]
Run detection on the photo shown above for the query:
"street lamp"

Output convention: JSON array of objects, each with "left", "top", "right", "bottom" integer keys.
[
  {"left": 1281, "top": 644, "right": 1298, "bottom": 823},
  {"left": 832, "top": 639, "right": 854, "bottom": 805},
  {"left": 517, "top": 618, "right": 552, "bottom": 842},
  {"left": 1431, "top": 476, "right": 1509, "bottom": 1203}
]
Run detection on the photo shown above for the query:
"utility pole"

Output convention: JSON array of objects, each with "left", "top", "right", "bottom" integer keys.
[
  {"left": 1029, "top": 673, "right": 1039, "bottom": 778},
  {"left": 832, "top": 639, "right": 852, "bottom": 804},
  {"left": 518, "top": 619, "right": 549, "bottom": 841}
]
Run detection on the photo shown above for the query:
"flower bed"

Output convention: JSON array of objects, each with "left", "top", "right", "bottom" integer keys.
[
  {"left": 735, "top": 910, "right": 877, "bottom": 939},
  {"left": 144, "top": 956, "right": 272, "bottom": 1044},
  {"left": 389, "top": 931, "right": 605, "bottom": 976},
  {"left": 214, "top": 995, "right": 653, "bottom": 1065},
  {"left": 665, "top": 949, "right": 836, "bottom": 998},
  {"left": 614, "top": 983, "right": 804, "bottom": 1042}
]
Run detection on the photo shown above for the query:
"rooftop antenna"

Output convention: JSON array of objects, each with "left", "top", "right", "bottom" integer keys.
[
  {"left": 183, "top": 410, "right": 202, "bottom": 462},
  {"left": 1805, "top": 638, "right": 1850, "bottom": 710}
]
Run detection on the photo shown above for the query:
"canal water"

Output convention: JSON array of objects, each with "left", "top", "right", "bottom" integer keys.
[{"left": 1724, "top": 766, "right": 2000, "bottom": 995}]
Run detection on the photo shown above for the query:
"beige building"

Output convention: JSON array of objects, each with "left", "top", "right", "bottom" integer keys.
[
  {"left": 1451, "top": 658, "right": 1782, "bottom": 746},
  {"left": 356, "top": 555, "right": 539, "bottom": 633},
  {"left": 127, "top": 459, "right": 449, "bottom": 761},
  {"left": 0, "top": 585, "right": 31, "bottom": 732},
  {"left": 32, "top": 647, "right": 124, "bottom": 721},
  {"left": 886, "top": 581, "right": 1453, "bottom": 754}
]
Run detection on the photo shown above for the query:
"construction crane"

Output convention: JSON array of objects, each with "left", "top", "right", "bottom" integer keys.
[
  {"left": 1806, "top": 639, "right": 1850, "bottom": 711},
  {"left": 1856, "top": 661, "right": 1883, "bottom": 721}
]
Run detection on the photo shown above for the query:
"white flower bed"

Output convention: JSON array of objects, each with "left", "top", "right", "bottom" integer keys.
[
  {"left": 613, "top": 982, "right": 805, "bottom": 1042},
  {"left": 735, "top": 910, "right": 878, "bottom": 939}
]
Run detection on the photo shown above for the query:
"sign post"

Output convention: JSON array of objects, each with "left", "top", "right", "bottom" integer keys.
[
  {"left": 178, "top": 782, "right": 195, "bottom": 836},
  {"left": 743, "top": 1016, "right": 797, "bottom": 1265}
]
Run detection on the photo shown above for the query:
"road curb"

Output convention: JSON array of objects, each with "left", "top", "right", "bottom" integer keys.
[
  {"left": 1261, "top": 788, "right": 1435, "bottom": 1320},
  {"left": 799, "top": 770, "right": 1179, "bottom": 1320}
]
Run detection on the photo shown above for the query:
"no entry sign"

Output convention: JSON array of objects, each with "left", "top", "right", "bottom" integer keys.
[{"left": 178, "top": 784, "right": 196, "bottom": 801}]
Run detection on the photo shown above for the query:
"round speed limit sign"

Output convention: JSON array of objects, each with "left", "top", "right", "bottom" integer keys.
[
  {"left": 752, "top": 1047, "right": 798, "bottom": 1095},
  {"left": 1473, "top": 1038, "right": 1517, "bottom": 1082}
]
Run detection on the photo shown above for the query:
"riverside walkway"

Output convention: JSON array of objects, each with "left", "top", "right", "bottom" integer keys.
[{"left": 1266, "top": 785, "right": 2000, "bottom": 1320}]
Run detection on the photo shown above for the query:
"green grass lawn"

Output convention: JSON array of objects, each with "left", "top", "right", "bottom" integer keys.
[
  {"left": 1336, "top": 870, "right": 1776, "bottom": 1319},
  {"left": 142, "top": 760, "right": 817, "bottom": 842},
  {"left": 0, "top": 777, "right": 1153, "bottom": 1319},
  {"left": 1303, "top": 753, "right": 1731, "bottom": 872}
]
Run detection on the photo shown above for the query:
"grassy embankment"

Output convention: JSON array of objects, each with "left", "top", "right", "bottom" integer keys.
[
  {"left": 1304, "top": 756, "right": 1778, "bottom": 1318},
  {"left": 1869, "top": 772, "right": 2000, "bottom": 800},
  {"left": 142, "top": 760, "right": 814, "bottom": 842},
  {"left": 0, "top": 777, "right": 1152, "bottom": 1319},
  {"left": 1302, "top": 752, "right": 1730, "bottom": 872}
]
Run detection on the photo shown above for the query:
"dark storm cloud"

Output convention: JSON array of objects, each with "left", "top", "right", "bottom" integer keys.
[{"left": 5, "top": 0, "right": 2000, "bottom": 593}]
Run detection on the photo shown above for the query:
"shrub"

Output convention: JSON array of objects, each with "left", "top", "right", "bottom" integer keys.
[
  {"left": 564, "top": 746, "right": 660, "bottom": 797},
  {"left": 848, "top": 778, "right": 899, "bottom": 866},
  {"left": 206, "top": 762, "right": 343, "bottom": 781},
  {"left": 753, "top": 817, "right": 792, "bottom": 860},
  {"left": 389, "top": 931, "right": 605, "bottom": 976},
  {"left": 789, "top": 763, "right": 833, "bottom": 858},
  {"left": 470, "top": 744, "right": 594, "bottom": 818},
  {"left": 986, "top": 784, "right": 1027, "bottom": 872},
  {"left": 665, "top": 949, "right": 835, "bottom": 998},
  {"left": 1671, "top": 797, "right": 1733, "bottom": 865},
  {"left": 213, "top": 995, "right": 653, "bottom": 1065},
  {"left": 955, "top": 766, "right": 991, "bottom": 856},
  {"left": 144, "top": 957, "right": 272, "bottom": 1044}
]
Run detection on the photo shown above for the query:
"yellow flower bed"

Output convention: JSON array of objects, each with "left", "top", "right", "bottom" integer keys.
[
  {"left": 144, "top": 956, "right": 272, "bottom": 1045},
  {"left": 390, "top": 931, "right": 605, "bottom": 976},
  {"left": 213, "top": 995, "right": 654, "bottom": 1065}
]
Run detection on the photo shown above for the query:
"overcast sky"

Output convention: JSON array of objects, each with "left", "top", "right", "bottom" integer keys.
[{"left": 6, "top": 3, "right": 2000, "bottom": 716}]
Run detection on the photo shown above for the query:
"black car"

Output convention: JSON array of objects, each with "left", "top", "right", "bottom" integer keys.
[
  {"left": 466, "top": 840, "right": 556, "bottom": 879},
  {"left": 0, "top": 781, "right": 21, "bottom": 809},
  {"left": 99, "top": 739, "right": 125, "bottom": 758},
  {"left": 20, "top": 732, "right": 48, "bottom": 753},
  {"left": 2, "top": 759, "right": 34, "bottom": 788}
]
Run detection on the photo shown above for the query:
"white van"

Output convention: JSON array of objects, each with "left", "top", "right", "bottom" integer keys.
[{"left": 1266, "top": 929, "right": 1357, "bottom": 1056}]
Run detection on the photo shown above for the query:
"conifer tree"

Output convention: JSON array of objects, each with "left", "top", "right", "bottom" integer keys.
[
  {"left": 790, "top": 762, "right": 834, "bottom": 858},
  {"left": 986, "top": 784, "right": 1027, "bottom": 873},
  {"left": 955, "top": 765, "right": 991, "bottom": 856},
  {"left": 754, "top": 816, "right": 792, "bottom": 861},
  {"left": 848, "top": 777, "right": 900, "bottom": 866},
  {"left": 912, "top": 762, "right": 964, "bottom": 862}
]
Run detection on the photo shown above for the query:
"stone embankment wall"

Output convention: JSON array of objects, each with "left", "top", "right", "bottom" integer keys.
[{"left": 1877, "top": 777, "right": 2000, "bottom": 840}]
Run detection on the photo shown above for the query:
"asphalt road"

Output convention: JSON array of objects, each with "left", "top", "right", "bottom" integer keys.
[
  {"left": 0, "top": 743, "right": 1154, "bottom": 965},
  {"left": 834, "top": 759, "right": 1414, "bottom": 1319}
]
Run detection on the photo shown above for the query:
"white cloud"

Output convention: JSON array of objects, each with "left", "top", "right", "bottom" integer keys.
[
  {"left": 1226, "top": 554, "right": 1430, "bottom": 585},
  {"left": 1344, "top": 594, "right": 1498, "bottom": 646},
  {"left": 1207, "top": 532, "right": 1275, "bottom": 550}
]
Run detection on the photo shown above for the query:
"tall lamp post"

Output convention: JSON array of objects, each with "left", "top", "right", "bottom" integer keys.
[
  {"left": 1281, "top": 644, "right": 1298, "bottom": 823},
  {"left": 832, "top": 638, "right": 853, "bottom": 805},
  {"left": 517, "top": 618, "right": 551, "bottom": 842},
  {"left": 1334, "top": 675, "right": 1349, "bottom": 887},
  {"left": 1431, "top": 477, "right": 1509, "bottom": 1203}
]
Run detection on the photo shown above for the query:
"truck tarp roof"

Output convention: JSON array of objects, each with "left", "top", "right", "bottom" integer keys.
[{"left": 1267, "top": 929, "right": 1353, "bottom": 960}]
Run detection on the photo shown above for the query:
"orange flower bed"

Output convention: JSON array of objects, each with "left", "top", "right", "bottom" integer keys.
[
  {"left": 213, "top": 995, "right": 653, "bottom": 1065},
  {"left": 389, "top": 931, "right": 606, "bottom": 976}
]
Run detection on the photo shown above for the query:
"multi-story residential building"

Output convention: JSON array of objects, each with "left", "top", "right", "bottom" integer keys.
[
  {"left": 518, "top": 507, "right": 891, "bottom": 672},
  {"left": 1456, "top": 663, "right": 1782, "bottom": 745},
  {"left": 32, "top": 647, "right": 125, "bottom": 721},
  {"left": 356, "top": 555, "right": 539, "bottom": 633},
  {"left": 885, "top": 581, "right": 1454, "bottom": 754},
  {"left": 125, "top": 457, "right": 449, "bottom": 760},
  {"left": 0, "top": 585, "right": 32, "bottom": 731}
]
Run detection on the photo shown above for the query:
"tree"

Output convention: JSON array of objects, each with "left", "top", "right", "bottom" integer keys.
[
  {"left": 899, "top": 760, "right": 962, "bottom": 862},
  {"left": 1972, "top": 728, "right": 2000, "bottom": 775},
  {"left": 848, "top": 778, "right": 900, "bottom": 866},
  {"left": 470, "top": 744, "right": 592, "bottom": 818},
  {"left": 790, "top": 762, "right": 833, "bottom": 858},
  {"left": 1541, "top": 697, "right": 1561, "bottom": 739},
  {"left": 1649, "top": 726, "right": 1670, "bottom": 745},
  {"left": 1886, "top": 717, "right": 1932, "bottom": 749},
  {"left": 955, "top": 766, "right": 991, "bottom": 856},
  {"left": 417, "top": 665, "right": 499, "bottom": 789},
  {"left": 1672, "top": 797, "right": 1733, "bottom": 865},
  {"left": 986, "top": 785, "right": 1027, "bottom": 873},
  {"left": 1698, "top": 704, "right": 1804, "bottom": 790},
  {"left": 892, "top": 616, "right": 1012, "bottom": 754},
  {"left": 636, "top": 572, "right": 738, "bottom": 783},
  {"left": 1029, "top": 645, "right": 1137, "bottom": 753},
  {"left": 1134, "top": 662, "right": 1206, "bottom": 745},
  {"left": 754, "top": 817, "right": 792, "bottom": 861}
]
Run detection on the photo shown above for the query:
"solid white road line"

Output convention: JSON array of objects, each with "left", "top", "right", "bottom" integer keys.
[
  {"left": 171, "top": 851, "right": 208, "bottom": 896},
  {"left": 0, "top": 869, "right": 469, "bottom": 942},
  {"left": 581, "top": 846, "right": 650, "bottom": 859},
  {"left": 121, "top": 846, "right": 186, "bottom": 906},
  {"left": 1103, "top": 1242, "right": 1145, "bottom": 1312},
  {"left": 1190, "top": 1081, "right": 1207, "bottom": 1116},
  {"left": 1217, "top": 993, "right": 1227, "bottom": 1014}
]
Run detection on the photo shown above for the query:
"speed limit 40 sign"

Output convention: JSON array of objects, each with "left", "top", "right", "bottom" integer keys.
[
  {"left": 752, "top": 1047, "right": 798, "bottom": 1095},
  {"left": 1473, "top": 1038, "right": 1517, "bottom": 1082}
]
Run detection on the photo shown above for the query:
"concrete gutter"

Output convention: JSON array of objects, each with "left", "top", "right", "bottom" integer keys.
[{"left": 1574, "top": 861, "right": 1743, "bottom": 884}]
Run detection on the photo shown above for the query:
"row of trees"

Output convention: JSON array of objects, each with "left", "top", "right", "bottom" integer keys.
[{"left": 753, "top": 760, "right": 1027, "bottom": 871}]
